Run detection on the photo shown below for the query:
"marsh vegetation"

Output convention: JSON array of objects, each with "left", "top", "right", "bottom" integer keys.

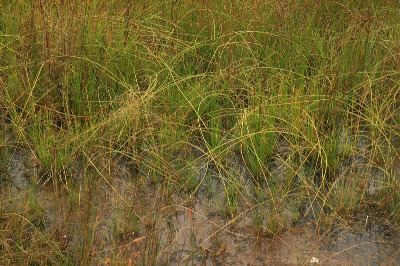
[{"left": 1, "top": 0, "right": 400, "bottom": 264}]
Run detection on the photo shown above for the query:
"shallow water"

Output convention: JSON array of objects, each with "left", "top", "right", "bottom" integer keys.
[
  {"left": 158, "top": 183, "right": 400, "bottom": 265},
  {"left": 1, "top": 150, "right": 400, "bottom": 265}
]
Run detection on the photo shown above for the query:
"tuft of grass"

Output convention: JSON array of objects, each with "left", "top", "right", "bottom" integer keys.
[
  {"left": 0, "top": 127, "right": 9, "bottom": 173},
  {"left": 27, "top": 114, "right": 79, "bottom": 182},
  {"left": 327, "top": 176, "right": 362, "bottom": 218},
  {"left": 239, "top": 107, "right": 277, "bottom": 182}
]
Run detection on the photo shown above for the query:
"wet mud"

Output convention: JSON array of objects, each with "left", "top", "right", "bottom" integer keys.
[{"left": 1, "top": 149, "right": 399, "bottom": 265}]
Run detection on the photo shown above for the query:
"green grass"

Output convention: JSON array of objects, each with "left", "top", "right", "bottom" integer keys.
[
  {"left": 1, "top": 0, "right": 400, "bottom": 264},
  {"left": 0, "top": 109, "right": 9, "bottom": 173},
  {"left": 0, "top": 131, "right": 9, "bottom": 173}
]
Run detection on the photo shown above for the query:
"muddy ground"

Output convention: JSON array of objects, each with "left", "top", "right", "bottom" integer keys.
[{"left": 1, "top": 148, "right": 399, "bottom": 265}]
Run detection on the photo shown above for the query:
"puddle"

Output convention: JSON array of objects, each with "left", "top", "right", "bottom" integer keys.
[
  {"left": 156, "top": 191, "right": 400, "bottom": 266},
  {"left": 321, "top": 227, "right": 400, "bottom": 265},
  {"left": 1, "top": 152, "right": 399, "bottom": 265}
]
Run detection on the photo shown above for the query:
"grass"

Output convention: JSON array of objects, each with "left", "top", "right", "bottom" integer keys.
[
  {"left": 0, "top": 0, "right": 400, "bottom": 264},
  {"left": 0, "top": 126, "right": 8, "bottom": 173},
  {"left": 0, "top": 105, "right": 10, "bottom": 176}
]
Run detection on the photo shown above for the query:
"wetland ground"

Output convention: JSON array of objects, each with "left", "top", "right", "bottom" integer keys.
[{"left": 1, "top": 1, "right": 400, "bottom": 265}]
